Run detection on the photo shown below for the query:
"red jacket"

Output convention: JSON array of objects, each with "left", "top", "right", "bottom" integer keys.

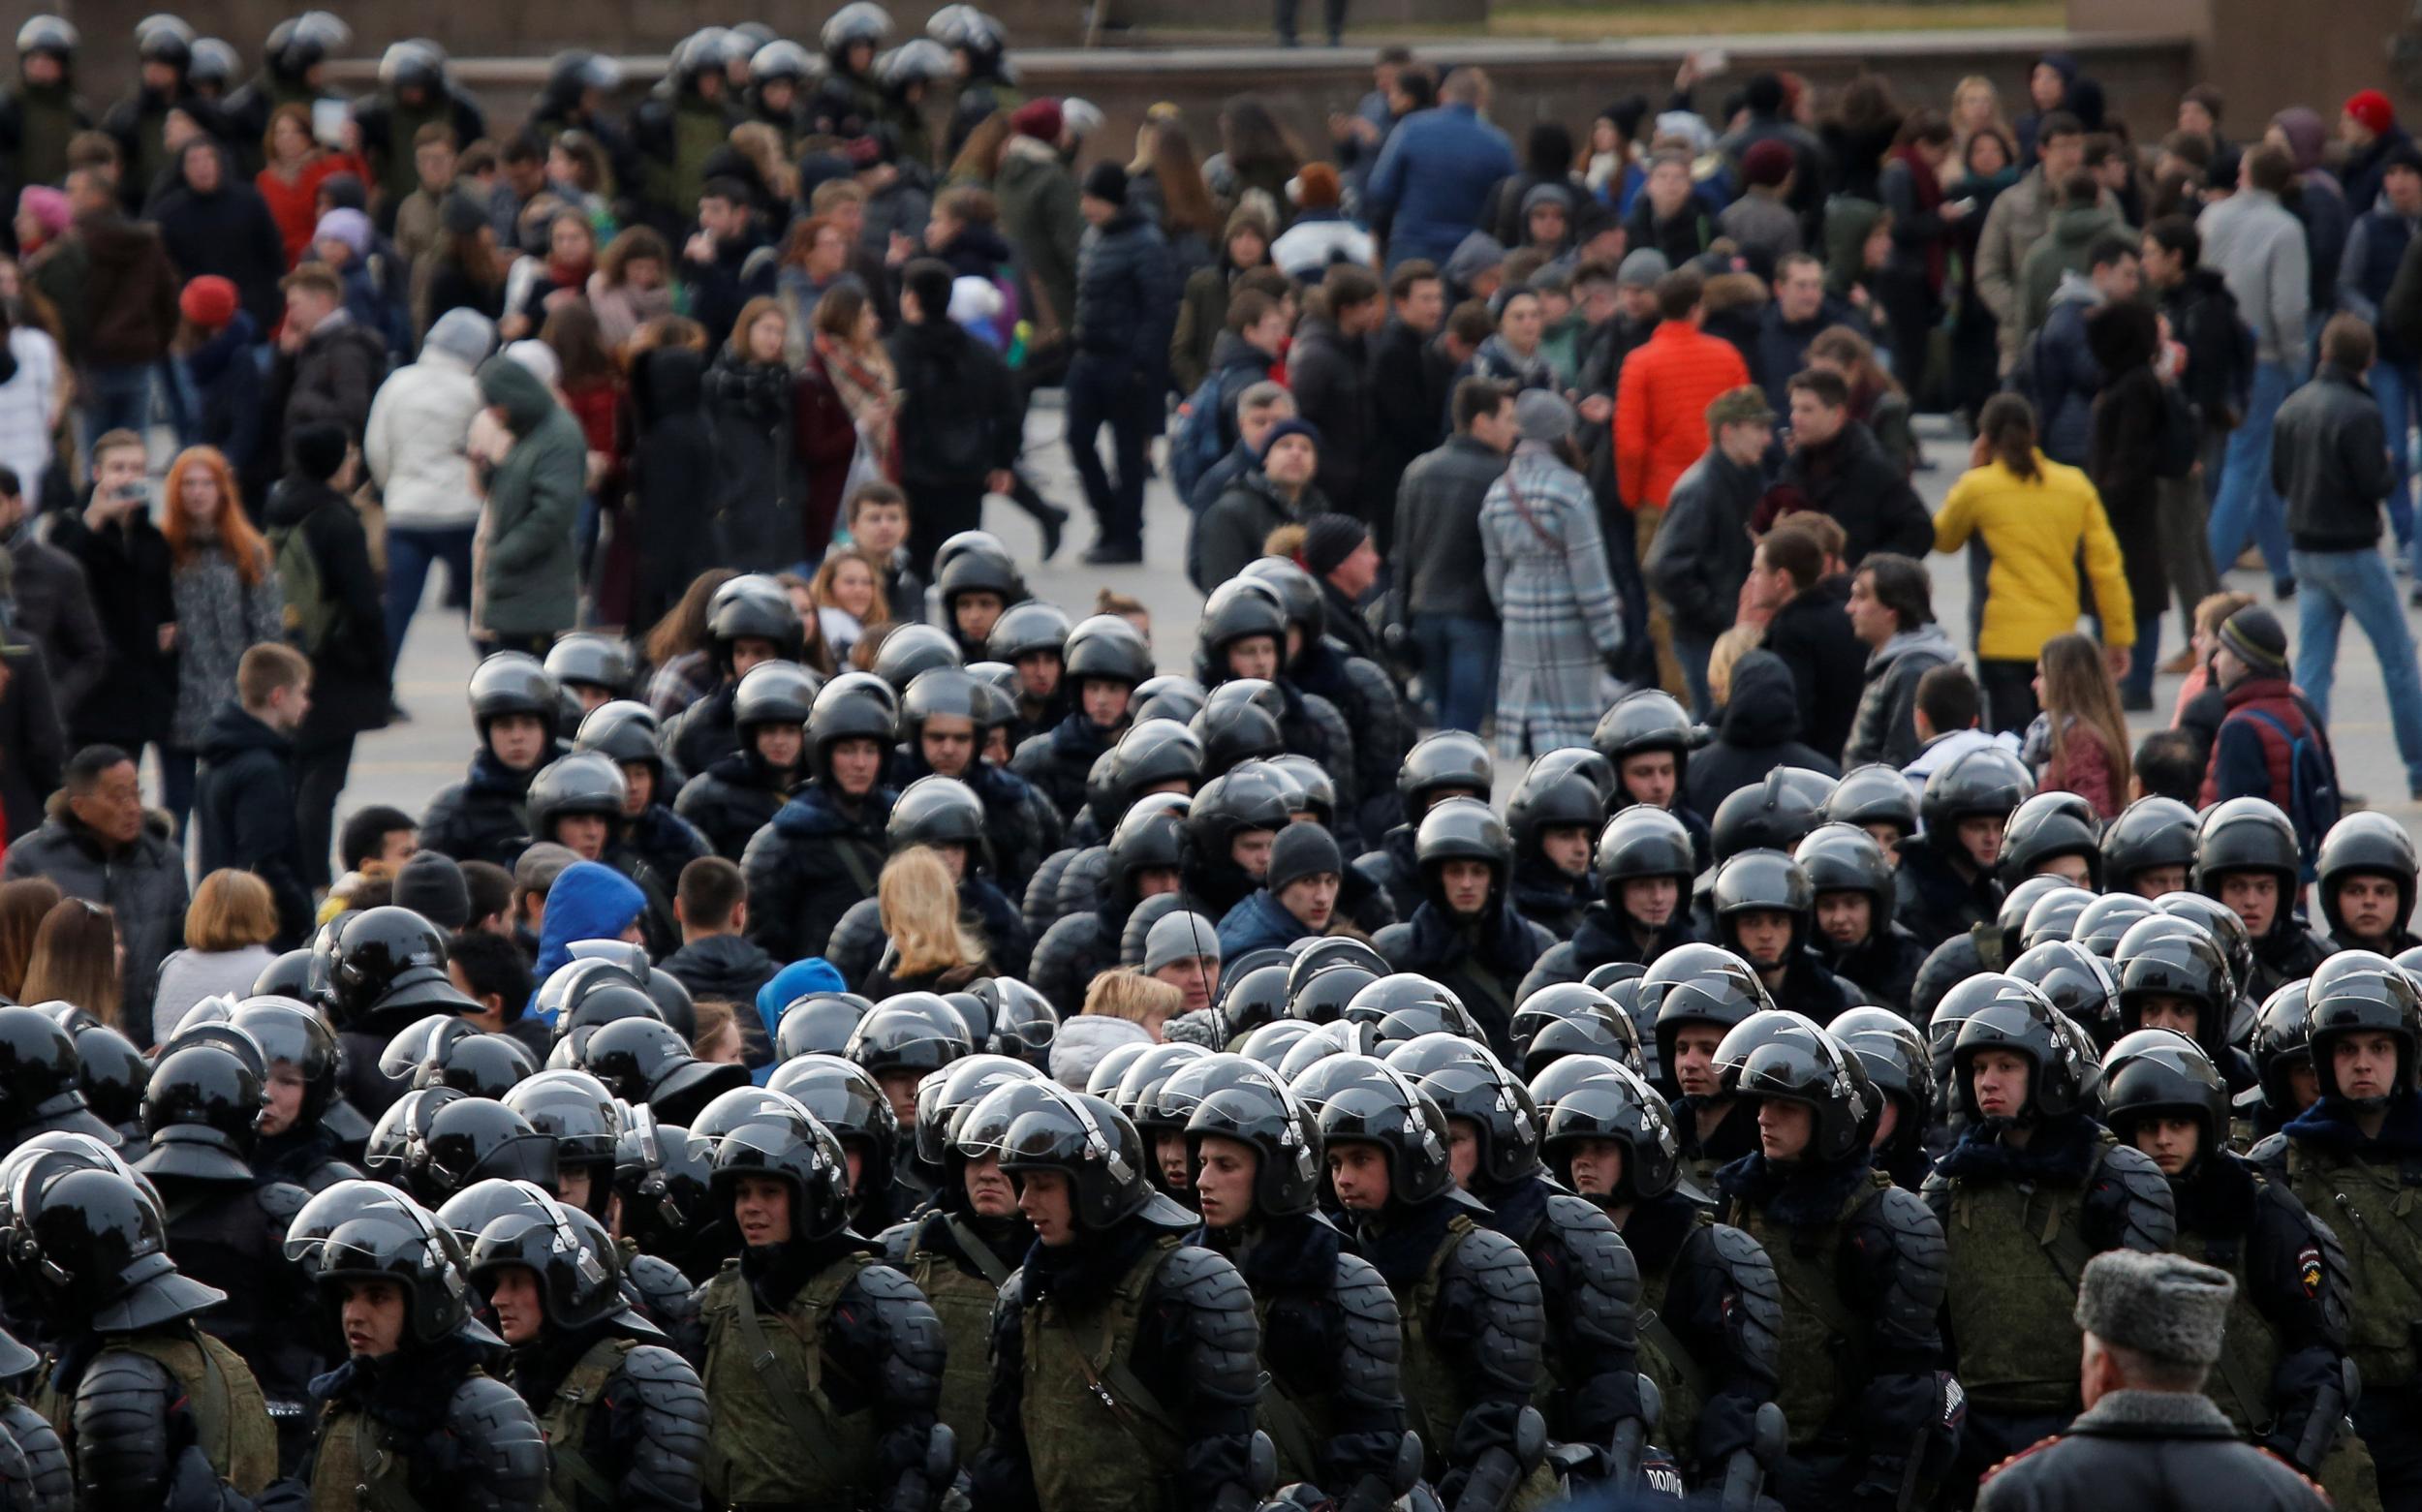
[{"left": 1615, "top": 319, "right": 1751, "bottom": 509}]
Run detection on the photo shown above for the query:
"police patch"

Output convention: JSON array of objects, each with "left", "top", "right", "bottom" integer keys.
[{"left": 2298, "top": 1245, "right": 2321, "bottom": 1299}]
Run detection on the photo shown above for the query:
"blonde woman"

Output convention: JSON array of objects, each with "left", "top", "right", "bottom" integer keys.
[
  {"left": 863, "top": 846, "right": 991, "bottom": 997},
  {"left": 1946, "top": 76, "right": 2009, "bottom": 182}
]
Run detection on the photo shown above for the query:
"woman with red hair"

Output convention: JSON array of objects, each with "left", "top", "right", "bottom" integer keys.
[{"left": 160, "top": 446, "right": 285, "bottom": 838}]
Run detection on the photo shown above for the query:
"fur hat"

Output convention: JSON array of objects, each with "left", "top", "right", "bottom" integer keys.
[{"left": 2073, "top": 1250, "right": 2236, "bottom": 1369}]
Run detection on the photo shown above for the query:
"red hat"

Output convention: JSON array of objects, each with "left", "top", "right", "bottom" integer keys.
[
  {"left": 2347, "top": 88, "right": 2396, "bottom": 136},
  {"left": 1009, "top": 97, "right": 1063, "bottom": 142},
  {"left": 178, "top": 275, "right": 237, "bottom": 329}
]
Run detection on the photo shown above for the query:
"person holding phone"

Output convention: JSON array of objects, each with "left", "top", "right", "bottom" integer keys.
[{"left": 47, "top": 427, "right": 176, "bottom": 775}]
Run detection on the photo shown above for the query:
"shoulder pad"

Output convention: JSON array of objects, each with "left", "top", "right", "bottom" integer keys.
[
  {"left": 626, "top": 1252, "right": 701, "bottom": 1333},
  {"left": 1446, "top": 1223, "right": 1547, "bottom": 1308},
  {"left": 2248, "top": 1130, "right": 2290, "bottom": 1174},
  {"left": 0, "top": 1399, "right": 70, "bottom": 1512},
  {"left": 615, "top": 1344, "right": 711, "bottom": 1510},
  {"left": 1919, "top": 1167, "right": 1955, "bottom": 1228},
  {"left": 848, "top": 1262, "right": 950, "bottom": 1394},
  {"left": 256, "top": 1179, "right": 312, "bottom": 1228},
  {"left": 71, "top": 1346, "right": 178, "bottom": 1482},
  {"left": 447, "top": 1373, "right": 550, "bottom": 1504},
  {"left": 1703, "top": 1221, "right": 1784, "bottom": 1373},
  {"left": 1543, "top": 1190, "right": 1643, "bottom": 1312},
  {"left": 1865, "top": 1184, "right": 1950, "bottom": 1332},
  {"left": 875, "top": 1218, "right": 918, "bottom": 1266},
  {"left": 848, "top": 1259, "right": 940, "bottom": 1313},
  {"left": 2096, "top": 1141, "right": 2180, "bottom": 1253},
  {"left": 618, "top": 1342, "right": 705, "bottom": 1393},
  {"left": 1156, "top": 1246, "right": 1264, "bottom": 1408},
  {"left": 1327, "top": 1249, "right": 1408, "bottom": 1410}
]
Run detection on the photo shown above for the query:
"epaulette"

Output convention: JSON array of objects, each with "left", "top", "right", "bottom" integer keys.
[{"left": 1976, "top": 1434, "right": 2065, "bottom": 1484}]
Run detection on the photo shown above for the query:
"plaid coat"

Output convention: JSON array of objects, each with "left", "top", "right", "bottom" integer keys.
[{"left": 1480, "top": 445, "right": 1626, "bottom": 758}]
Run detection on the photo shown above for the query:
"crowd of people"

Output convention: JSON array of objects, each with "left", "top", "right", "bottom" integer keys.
[{"left": 0, "top": 4, "right": 2413, "bottom": 1511}]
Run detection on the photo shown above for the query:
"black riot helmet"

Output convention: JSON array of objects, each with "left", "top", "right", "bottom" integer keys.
[
  {"left": 972, "top": 978, "right": 1058, "bottom": 1068},
  {"left": 1193, "top": 701, "right": 1284, "bottom": 775},
  {"left": 2252, "top": 980, "right": 2313, "bottom": 1117},
  {"left": 2021, "top": 888, "right": 2097, "bottom": 954},
  {"left": 1828, "top": 1006, "right": 1935, "bottom": 1131},
  {"left": 887, "top": 776, "right": 990, "bottom": 868},
  {"left": 2101, "top": 797, "right": 2201, "bottom": 896},
  {"left": 19, "top": 1167, "right": 224, "bottom": 1331},
  {"left": 1133, "top": 673, "right": 1207, "bottom": 725},
  {"left": 1181, "top": 1062, "right": 1322, "bottom": 1219},
  {"left": 1239, "top": 556, "right": 1324, "bottom": 644},
  {"left": 1997, "top": 791, "right": 2102, "bottom": 889},
  {"left": 543, "top": 634, "right": 633, "bottom": 700},
  {"left": 2008, "top": 940, "right": 2125, "bottom": 1050},
  {"left": 1716, "top": 1010, "right": 1873, "bottom": 1164},
  {"left": 137, "top": 15, "right": 194, "bottom": 70},
  {"left": 231, "top": 997, "right": 341, "bottom": 1126},
  {"left": 2098, "top": 1030, "right": 2231, "bottom": 1157},
  {"left": 986, "top": 602, "right": 1071, "bottom": 666},
  {"left": 1918, "top": 746, "right": 2031, "bottom": 861},
  {"left": 901, "top": 668, "right": 990, "bottom": 757},
  {"left": 873, "top": 625, "right": 965, "bottom": 695},
  {"left": 2154, "top": 894, "right": 2257, "bottom": 1007},
  {"left": 465, "top": 1189, "right": 634, "bottom": 1331},
  {"left": 767, "top": 1056, "right": 901, "bottom": 1199},
  {"left": 1821, "top": 763, "right": 1920, "bottom": 844},
  {"left": 1643, "top": 943, "right": 1774, "bottom": 1089},
  {"left": 135, "top": 1045, "right": 264, "bottom": 1183},
  {"left": 1197, "top": 579, "right": 1289, "bottom": 676},
  {"left": 1593, "top": 691, "right": 1695, "bottom": 805},
  {"left": 468, "top": 652, "right": 561, "bottom": 746},
  {"left": 688, "top": 1087, "right": 805, "bottom": 1149},
  {"left": 363, "top": 1088, "right": 466, "bottom": 1184},
  {"left": 1999, "top": 876, "right": 2089, "bottom": 956},
  {"left": 1394, "top": 732, "right": 1494, "bottom": 821},
  {"left": 58, "top": 1014, "right": 147, "bottom": 1139},
  {"left": 1509, "top": 983, "right": 1645, "bottom": 1083},
  {"left": 1712, "top": 848, "right": 1815, "bottom": 961},
  {"left": 709, "top": 1104, "right": 855, "bottom": 1243},
  {"left": 1533, "top": 1059, "right": 1682, "bottom": 1202},
  {"left": 775, "top": 994, "right": 872, "bottom": 1062},
  {"left": 2305, "top": 949, "right": 2422, "bottom": 1103},
  {"left": 1506, "top": 757, "right": 1606, "bottom": 867},
  {"left": 1593, "top": 806, "right": 1695, "bottom": 909},
  {"left": 15, "top": 16, "right": 78, "bottom": 63},
  {"left": 412, "top": 1099, "right": 559, "bottom": 1205},
  {"left": 934, "top": 535, "right": 1020, "bottom": 611},
  {"left": 706, "top": 574, "right": 805, "bottom": 670},
  {"left": 543, "top": 48, "right": 623, "bottom": 107},
  {"left": 252, "top": 946, "right": 320, "bottom": 1005},
  {"left": 328, "top": 907, "right": 464, "bottom": 1028},
  {"left": 612, "top": 1119, "right": 715, "bottom": 1251},
  {"left": 806, "top": 672, "right": 901, "bottom": 784},
  {"left": 283, "top": 1182, "right": 477, "bottom": 1346},
  {"left": 525, "top": 752, "right": 630, "bottom": 844},
  {"left": 574, "top": 699, "right": 668, "bottom": 786},
  {"left": 1062, "top": 614, "right": 1154, "bottom": 693},
  {"left": 911, "top": 1054, "right": 1046, "bottom": 1173},
  {"left": 0, "top": 1003, "right": 117, "bottom": 1142},
  {"left": 1394, "top": 1036, "right": 1542, "bottom": 1188},
  {"left": 2072, "top": 892, "right": 2160, "bottom": 960},
  {"left": 1414, "top": 796, "right": 1513, "bottom": 900},
  {"left": 2113, "top": 915, "right": 2233, "bottom": 1053},
  {"left": 985, "top": 1084, "right": 1194, "bottom": 1231},
  {"left": 846, "top": 996, "right": 974, "bottom": 1081},
  {"left": 2317, "top": 812, "right": 2419, "bottom": 943},
  {"left": 1113, "top": 719, "right": 1207, "bottom": 803},
  {"left": 1950, "top": 976, "right": 2099, "bottom": 1123},
  {"left": 1265, "top": 754, "right": 1336, "bottom": 828},
  {"left": 1312, "top": 1065, "right": 1459, "bottom": 1208},
  {"left": 502, "top": 1071, "right": 622, "bottom": 1215},
  {"left": 2193, "top": 797, "right": 2302, "bottom": 901},
  {"left": 581, "top": 1018, "right": 747, "bottom": 1126},
  {"left": 1711, "top": 767, "right": 1832, "bottom": 861},
  {"left": 733, "top": 661, "right": 823, "bottom": 737},
  {"left": 1236, "top": 1020, "right": 1320, "bottom": 1074},
  {"left": 1794, "top": 822, "right": 1895, "bottom": 919},
  {"left": 1187, "top": 763, "right": 1293, "bottom": 860},
  {"left": 417, "top": 1031, "right": 542, "bottom": 1100}
]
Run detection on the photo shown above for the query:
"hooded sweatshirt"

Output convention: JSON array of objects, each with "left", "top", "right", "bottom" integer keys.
[
  {"left": 531, "top": 861, "right": 648, "bottom": 991},
  {"left": 1684, "top": 650, "right": 1844, "bottom": 817},
  {"left": 365, "top": 310, "right": 494, "bottom": 531},
  {"left": 471, "top": 354, "right": 584, "bottom": 637}
]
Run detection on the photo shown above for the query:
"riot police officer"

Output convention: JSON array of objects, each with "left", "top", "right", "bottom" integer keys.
[
  {"left": 631, "top": 28, "right": 742, "bottom": 235},
  {"left": 1997, "top": 791, "right": 2103, "bottom": 892},
  {"left": 1352, "top": 731, "right": 1495, "bottom": 922},
  {"left": 1531, "top": 1057, "right": 1784, "bottom": 1496},
  {"left": 1911, "top": 874, "right": 2089, "bottom": 1023},
  {"left": 2316, "top": 812, "right": 2421, "bottom": 955},
  {"left": 102, "top": 15, "right": 197, "bottom": 213},
  {"left": 767, "top": 1053, "right": 918, "bottom": 1232},
  {"left": 673, "top": 658, "right": 818, "bottom": 862},
  {"left": 1519, "top": 806, "right": 1701, "bottom": 997},
  {"left": 463, "top": 1187, "right": 710, "bottom": 1512},
  {"left": 1031, "top": 795, "right": 1191, "bottom": 1014},
  {"left": 2247, "top": 980, "right": 2319, "bottom": 1139},
  {"left": 501, "top": 1067, "right": 622, "bottom": 1220},
  {"left": 1183, "top": 763, "right": 1297, "bottom": 920},
  {"left": 2252, "top": 950, "right": 2422, "bottom": 1510},
  {"left": 1505, "top": 752, "right": 1610, "bottom": 941},
  {"left": 740, "top": 37, "right": 812, "bottom": 151},
  {"left": 2195, "top": 797, "right": 2333, "bottom": 1000},
  {"left": 1196, "top": 588, "right": 1358, "bottom": 809},
  {"left": 1711, "top": 849, "right": 1861, "bottom": 1020},
  {"left": 931, "top": 4, "right": 1018, "bottom": 163},
  {"left": 2101, "top": 795, "right": 2200, "bottom": 899},
  {"left": 1798, "top": 822, "right": 1926, "bottom": 1015},
  {"left": 1394, "top": 1035, "right": 1656, "bottom": 1492},
  {"left": 527, "top": 750, "right": 681, "bottom": 953},
  {"left": 694, "top": 1098, "right": 951, "bottom": 1510},
  {"left": 1712, "top": 1010, "right": 1955, "bottom": 1510},
  {"left": 1009, "top": 613, "right": 1147, "bottom": 823},
  {"left": 1643, "top": 944, "right": 1774, "bottom": 1191},
  {"left": 742, "top": 672, "right": 900, "bottom": 963},
  {"left": 326, "top": 906, "right": 486, "bottom": 1116},
  {"left": 574, "top": 698, "right": 712, "bottom": 889},
  {"left": 1242, "top": 555, "right": 1405, "bottom": 844},
  {"left": 131, "top": 1039, "right": 320, "bottom": 1466},
  {"left": 1374, "top": 798, "right": 1554, "bottom": 1056},
  {"left": 231, "top": 996, "right": 363, "bottom": 1192},
  {"left": 1830, "top": 1005, "right": 1938, "bottom": 1188},
  {"left": 286, "top": 1180, "right": 550, "bottom": 1509},
  {"left": 0, "top": 17, "right": 90, "bottom": 222},
  {"left": 1594, "top": 691, "right": 1713, "bottom": 868},
  {"left": 420, "top": 652, "right": 567, "bottom": 870},
  {"left": 966, "top": 1083, "right": 1269, "bottom": 1512},
  {"left": 16, "top": 1164, "right": 283, "bottom": 1502},
  {"left": 1819, "top": 762, "right": 1920, "bottom": 868},
  {"left": 2099, "top": 1029, "right": 2376, "bottom": 1503},
  {"left": 1927, "top": 975, "right": 2177, "bottom": 1492},
  {"left": 1896, "top": 745, "right": 2030, "bottom": 948},
  {"left": 845, "top": 997, "right": 975, "bottom": 1211},
  {"left": 353, "top": 39, "right": 487, "bottom": 221},
  {"left": 0, "top": 1003, "right": 126, "bottom": 1151},
  {"left": 813, "top": 3, "right": 893, "bottom": 139},
  {"left": 220, "top": 11, "right": 351, "bottom": 175},
  {"left": 1169, "top": 1055, "right": 1419, "bottom": 1508},
  {"left": 896, "top": 666, "right": 1064, "bottom": 898},
  {"left": 662, "top": 574, "right": 806, "bottom": 779},
  {"left": 2112, "top": 914, "right": 2260, "bottom": 1093}
]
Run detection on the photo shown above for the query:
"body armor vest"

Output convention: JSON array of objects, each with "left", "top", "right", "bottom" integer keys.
[
  {"left": 309, "top": 1371, "right": 496, "bottom": 1512},
  {"left": 906, "top": 1215, "right": 1014, "bottom": 1458},
  {"left": 1631, "top": 1219, "right": 1709, "bottom": 1464},
  {"left": 538, "top": 1334, "right": 634, "bottom": 1512},
  {"left": 1729, "top": 1167, "right": 1893, "bottom": 1451},
  {"left": 43, "top": 1325, "right": 277, "bottom": 1497},
  {"left": 1396, "top": 1214, "right": 1561, "bottom": 1512},
  {"left": 1021, "top": 1234, "right": 1187, "bottom": 1512},
  {"left": 1941, "top": 1136, "right": 2111, "bottom": 1418},
  {"left": 2281, "top": 1139, "right": 2422, "bottom": 1393},
  {"left": 1250, "top": 1286, "right": 1340, "bottom": 1487},
  {"left": 699, "top": 1251, "right": 879, "bottom": 1505}
]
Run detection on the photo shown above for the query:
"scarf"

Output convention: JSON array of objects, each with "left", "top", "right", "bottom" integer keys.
[
  {"left": 814, "top": 328, "right": 899, "bottom": 479},
  {"left": 1888, "top": 143, "right": 1947, "bottom": 293}
]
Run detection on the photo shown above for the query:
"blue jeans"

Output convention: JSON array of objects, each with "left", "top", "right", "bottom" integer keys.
[
  {"left": 2123, "top": 607, "right": 2164, "bottom": 702},
  {"left": 1413, "top": 613, "right": 1500, "bottom": 734},
  {"left": 78, "top": 363, "right": 153, "bottom": 461},
  {"left": 2207, "top": 361, "right": 2297, "bottom": 587},
  {"left": 385, "top": 524, "right": 477, "bottom": 675},
  {"left": 1671, "top": 627, "right": 1718, "bottom": 723},
  {"left": 2290, "top": 546, "right": 2422, "bottom": 793},
  {"left": 2374, "top": 357, "right": 2422, "bottom": 561}
]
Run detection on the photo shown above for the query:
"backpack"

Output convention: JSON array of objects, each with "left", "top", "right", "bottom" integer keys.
[
  {"left": 1168, "top": 371, "right": 1228, "bottom": 505},
  {"left": 2240, "top": 707, "right": 2340, "bottom": 881},
  {"left": 268, "top": 509, "right": 335, "bottom": 658}
]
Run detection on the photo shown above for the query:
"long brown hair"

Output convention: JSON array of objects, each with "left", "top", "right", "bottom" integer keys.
[
  {"left": 1146, "top": 120, "right": 1219, "bottom": 240},
  {"left": 1809, "top": 324, "right": 1901, "bottom": 400},
  {"left": 947, "top": 110, "right": 1013, "bottom": 187},
  {"left": 541, "top": 300, "right": 617, "bottom": 391},
  {"left": 161, "top": 447, "right": 270, "bottom": 587},
  {"left": 0, "top": 878, "right": 60, "bottom": 999},
  {"left": 21, "top": 898, "right": 122, "bottom": 1030},
  {"left": 597, "top": 225, "right": 670, "bottom": 288},
  {"left": 810, "top": 547, "right": 894, "bottom": 636},
  {"left": 2037, "top": 633, "right": 2133, "bottom": 801},
  {"left": 1977, "top": 392, "right": 2041, "bottom": 481},
  {"left": 878, "top": 847, "right": 987, "bottom": 978},
  {"left": 642, "top": 567, "right": 740, "bottom": 667}
]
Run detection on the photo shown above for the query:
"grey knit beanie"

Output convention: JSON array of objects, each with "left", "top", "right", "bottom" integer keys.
[
  {"left": 1266, "top": 823, "right": 1344, "bottom": 896},
  {"left": 1143, "top": 911, "right": 1222, "bottom": 975},
  {"left": 2072, "top": 1250, "right": 2236, "bottom": 1368}
]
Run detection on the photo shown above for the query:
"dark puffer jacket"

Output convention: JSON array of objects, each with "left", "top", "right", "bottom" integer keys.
[
  {"left": 1011, "top": 712, "right": 1118, "bottom": 827},
  {"left": 699, "top": 350, "right": 799, "bottom": 573},
  {"left": 673, "top": 749, "right": 791, "bottom": 862},
  {"left": 419, "top": 749, "right": 541, "bottom": 872},
  {"left": 1683, "top": 651, "right": 1842, "bottom": 817},
  {"left": 741, "top": 781, "right": 895, "bottom": 965},
  {"left": 192, "top": 703, "right": 312, "bottom": 950},
  {"left": 1071, "top": 208, "right": 1180, "bottom": 381}
]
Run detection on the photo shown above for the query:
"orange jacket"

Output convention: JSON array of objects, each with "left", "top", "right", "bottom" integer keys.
[{"left": 1614, "top": 320, "right": 1752, "bottom": 509}]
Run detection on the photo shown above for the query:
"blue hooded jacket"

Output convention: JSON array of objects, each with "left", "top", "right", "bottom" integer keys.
[
  {"left": 533, "top": 862, "right": 649, "bottom": 995},
  {"left": 751, "top": 957, "right": 849, "bottom": 1084},
  {"left": 1216, "top": 889, "right": 1319, "bottom": 958}
]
